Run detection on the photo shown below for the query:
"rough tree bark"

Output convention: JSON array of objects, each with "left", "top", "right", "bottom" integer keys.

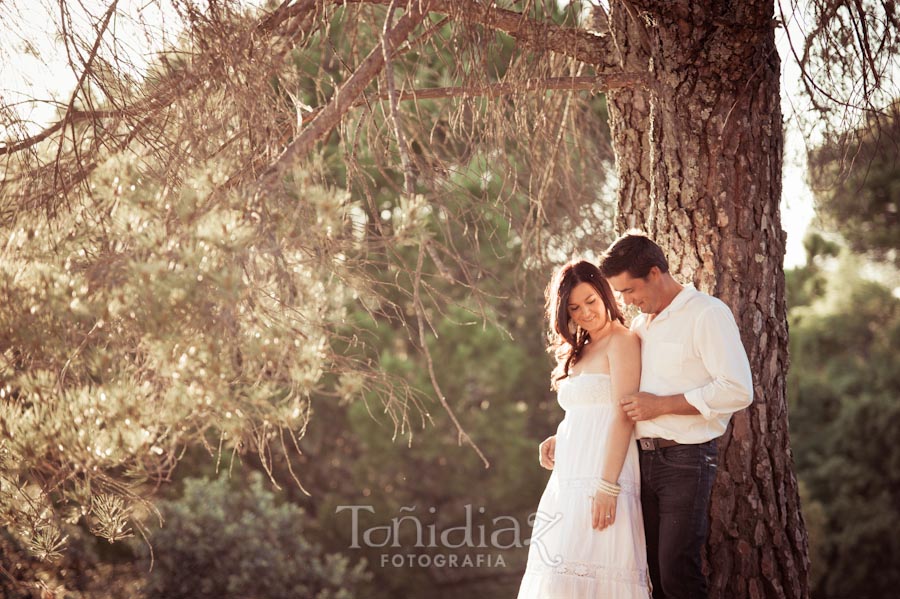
[
  {"left": 604, "top": 3, "right": 653, "bottom": 231},
  {"left": 603, "top": 2, "right": 809, "bottom": 597}
]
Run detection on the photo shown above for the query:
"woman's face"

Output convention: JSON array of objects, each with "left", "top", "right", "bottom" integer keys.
[{"left": 566, "top": 281, "right": 609, "bottom": 337}]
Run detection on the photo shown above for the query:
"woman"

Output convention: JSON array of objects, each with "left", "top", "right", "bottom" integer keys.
[{"left": 517, "top": 260, "right": 651, "bottom": 599}]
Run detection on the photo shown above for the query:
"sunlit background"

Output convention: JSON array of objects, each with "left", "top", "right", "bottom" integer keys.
[{"left": 1, "top": 2, "right": 897, "bottom": 599}]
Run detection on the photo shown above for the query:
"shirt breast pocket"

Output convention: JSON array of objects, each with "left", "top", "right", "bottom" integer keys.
[{"left": 651, "top": 341, "right": 684, "bottom": 378}]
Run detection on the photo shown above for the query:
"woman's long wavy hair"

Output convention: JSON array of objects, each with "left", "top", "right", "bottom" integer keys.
[{"left": 546, "top": 260, "right": 625, "bottom": 389}]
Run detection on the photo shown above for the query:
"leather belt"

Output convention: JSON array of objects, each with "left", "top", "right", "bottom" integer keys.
[{"left": 637, "top": 438, "right": 681, "bottom": 451}]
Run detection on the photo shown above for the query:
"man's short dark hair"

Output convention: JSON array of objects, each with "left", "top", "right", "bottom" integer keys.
[{"left": 598, "top": 231, "right": 669, "bottom": 279}]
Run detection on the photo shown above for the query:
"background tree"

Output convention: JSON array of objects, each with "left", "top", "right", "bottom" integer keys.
[
  {"left": 786, "top": 0, "right": 899, "bottom": 143},
  {"left": 807, "top": 101, "right": 900, "bottom": 265},
  {"left": 786, "top": 245, "right": 900, "bottom": 599},
  {"left": 786, "top": 80, "right": 900, "bottom": 596},
  {"left": 140, "top": 472, "right": 371, "bottom": 599}
]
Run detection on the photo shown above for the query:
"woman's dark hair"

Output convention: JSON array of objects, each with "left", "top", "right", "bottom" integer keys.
[
  {"left": 546, "top": 260, "right": 624, "bottom": 388},
  {"left": 598, "top": 231, "right": 669, "bottom": 279}
]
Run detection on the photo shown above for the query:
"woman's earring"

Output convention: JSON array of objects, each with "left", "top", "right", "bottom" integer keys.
[{"left": 568, "top": 320, "right": 578, "bottom": 336}]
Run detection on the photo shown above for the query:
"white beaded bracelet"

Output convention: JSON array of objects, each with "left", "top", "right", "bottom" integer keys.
[{"left": 594, "top": 478, "right": 621, "bottom": 497}]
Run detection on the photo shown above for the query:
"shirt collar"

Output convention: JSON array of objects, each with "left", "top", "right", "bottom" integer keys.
[{"left": 649, "top": 283, "right": 697, "bottom": 325}]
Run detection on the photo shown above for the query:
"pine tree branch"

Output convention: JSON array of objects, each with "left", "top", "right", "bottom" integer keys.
[
  {"left": 3, "top": 72, "right": 637, "bottom": 163},
  {"left": 256, "top": 1, "right": 429, "bottom": 190},
  {"left": 49, "top": 0, "right": 118, "bottom": 194},
  {"left": 370, "top": 74, "right": 645, "bottom": 101},
  {"left": 382, "top": 0, "right": 416, "bottom": 197},
  {"left": 343, "top": 0, "right": 619, "bottom": 69},
  {"left": 0, "top": 108, "right": 135, "bottom": 157},
  {"left": 3, "top": 1, "right": 631, "bottom": 173},
  {"left": 1, "top": 0, "right": 320, "bottom": 159},
  {"left": 412, "top": 242, "right": 491, "bottom": 469},
  {"left": 257, "top": 0, "right": 620, "bottom": 71}
]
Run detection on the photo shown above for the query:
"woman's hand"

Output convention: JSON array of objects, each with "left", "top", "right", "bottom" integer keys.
[
  {"left": 539, "top": 435, "right": 556, "bottom": 470},
  {"left": 591, "top": 492, "right": 617, "bottom": 531}
]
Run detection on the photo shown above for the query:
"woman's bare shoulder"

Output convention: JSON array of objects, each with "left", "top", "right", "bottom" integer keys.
[
  {"left": 610, "top": 323, "right": 638, "bottom": 341},
  {"left": 609, "top": 325, "right": 640, "bottom": 351}
]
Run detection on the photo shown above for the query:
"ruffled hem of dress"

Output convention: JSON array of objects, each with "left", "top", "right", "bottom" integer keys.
[
  {"left": 517, "top": 561, "right": 651, "bottom": 599},
  {"left": 524, "top": 558, "right": 648, "bottom": 584}
]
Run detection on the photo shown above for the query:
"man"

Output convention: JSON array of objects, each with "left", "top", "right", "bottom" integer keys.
[{"left": 598, "top": 231, "right": 753, "bottom": 599}]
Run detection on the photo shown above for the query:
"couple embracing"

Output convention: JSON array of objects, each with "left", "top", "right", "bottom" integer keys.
[{"left": 517, "top": 232, "right": 753, "bottom": 599}]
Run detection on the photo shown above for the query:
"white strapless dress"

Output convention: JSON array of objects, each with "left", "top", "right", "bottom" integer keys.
[{"left": 517, "top": 373, "right": 651, "bottom": 598}]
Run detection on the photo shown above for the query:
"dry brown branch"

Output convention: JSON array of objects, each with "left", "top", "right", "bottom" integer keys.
[
  {"left": 4, "top": 73, "right": 634, "bottom": 187},
  {"left": 256, "top": 1, "right": 429, "bottom": 189},
  {"left": 781, "top": 0, "right": 899, "bottom": 139},
  {"left": 382, "top": 0, "right": 417, "bottom": 197},
  {"left": 412, "top": 241, "right": 490, "bottom": 468},
  {"left": 378, "top": 73, "right": 646, "bottom": 100},
  {"left": 343, "top": 0, "right": 618, "bottom": 69}
]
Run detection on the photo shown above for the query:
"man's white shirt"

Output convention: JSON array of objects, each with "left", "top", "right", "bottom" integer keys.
[{"left": 630, "top": 285, "right": 753, "bottom": 444}]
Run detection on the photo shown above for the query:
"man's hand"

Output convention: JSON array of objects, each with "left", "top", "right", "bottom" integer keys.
[
  {"left": 620, "top": 392, "right": 663, "bottom": 421},
  {"left": 539, "top": 435, "right": 556, "bottom": 470}
]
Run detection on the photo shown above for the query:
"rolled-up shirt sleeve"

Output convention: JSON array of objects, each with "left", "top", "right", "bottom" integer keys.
[{"left": 682, "top": 304, "right": 753, "bottom": 420}]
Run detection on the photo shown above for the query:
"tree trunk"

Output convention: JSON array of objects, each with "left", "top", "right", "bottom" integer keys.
[
  {"left": 606, "top": 2, "right": 810, "bottom": 597},
  {"left": 605, "top": 3, "right": 653, "bottom": 231}
]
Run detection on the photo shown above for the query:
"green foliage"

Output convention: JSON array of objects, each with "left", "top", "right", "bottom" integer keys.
[
  {"left": 140, "top": 472, "right": 371, "bottom": 599},
  {"left": 261, "top": 122, "right": 608, "bottom": 597},
  {"left": 257, "top": 17, "right": 614, "bottom": 599},
  {"left": 808, "top": 102, "right": 900, "bottom": 264},
  {"left": 0, "top": 520, "right": 121, "bottom": 598},
  {"left": 797, "top": 481, "right": 827, "bottom": 593},
  {"left": 785, "top": 232, "right": 839, "bottom": 308},
  {"left": 0, "top": 156, "right": 360, "bottom": 555},
  {"left": 787, "top": 253, "right": 900, "bottom": 598},
  {"left": 289, "top": 210, "right": 579, "bottom": 597},
  {"left": 306, "top": 315, "right": 553, "bottom": 597}
]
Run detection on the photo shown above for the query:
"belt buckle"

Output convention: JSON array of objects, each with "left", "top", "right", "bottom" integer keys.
[{"left": 639, "top": 438, "right": 657, "bottom": 451}]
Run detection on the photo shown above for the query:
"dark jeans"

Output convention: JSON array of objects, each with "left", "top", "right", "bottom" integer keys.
[{"left": 638, "top": 440, "right": 717, "bottom": 599}]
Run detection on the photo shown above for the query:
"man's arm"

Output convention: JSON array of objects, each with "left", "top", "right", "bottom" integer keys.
[
  {"left": 681, "top": 303, "right": 753, "bottom": 419},
  {"left": 620, "top": 302, "right": 752, "bottom": 422},
  {"left": 620, "top": 391, "right": 698, "bottom": 421}
]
